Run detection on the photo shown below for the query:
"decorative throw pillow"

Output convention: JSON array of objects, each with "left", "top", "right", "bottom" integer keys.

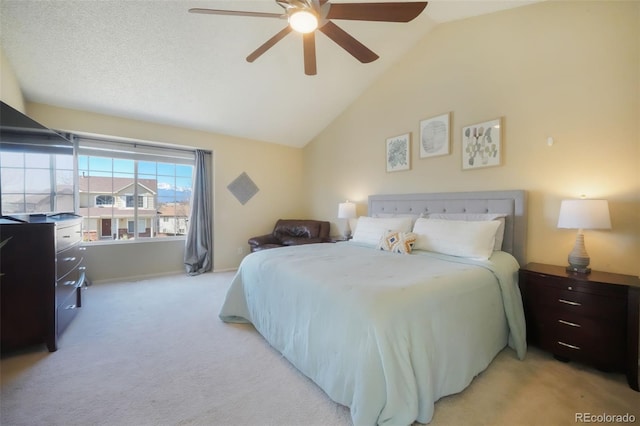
[{"left": 377, "top": 231, "right": 417, "bottom": 254}]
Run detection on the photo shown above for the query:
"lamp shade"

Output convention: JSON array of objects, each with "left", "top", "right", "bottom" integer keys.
[
  {"left": 557, "top": 199, "right": 611, "bottom": 230},
  {"left": 338, "top": 201, "right": 356, "bottom": 219}
]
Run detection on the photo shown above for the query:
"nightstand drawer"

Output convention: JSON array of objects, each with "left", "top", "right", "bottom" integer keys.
[
  {"left": 523, "top": 283, "right": 625, "bottom": 322},
  {"left": 521, "top": 271, "right": 627, "bottom": 298},
  {"left": 534, "top": 312, "right": 625, "bottom": 344},
  {"left": 537, "top": 321, "right": 625, "bottom": 367},
  {"left": 527, "top": 306, "right": 625, "bottom": 343}
]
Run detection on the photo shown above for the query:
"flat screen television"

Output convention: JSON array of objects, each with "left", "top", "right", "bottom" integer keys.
[
  {"left": 0, "top": 102, "right": 73, "bottom": 153},
  {"left": 0, "top": 102, "right": 75, "bottom": 215}
]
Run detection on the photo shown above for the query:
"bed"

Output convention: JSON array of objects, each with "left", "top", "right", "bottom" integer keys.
[{"left": 220, "top": 190, "right": 528, "bottom": 425}]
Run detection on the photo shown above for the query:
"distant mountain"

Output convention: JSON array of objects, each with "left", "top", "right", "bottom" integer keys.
[{"left": 158, "top": 187, "right": 192, "bottom": 203}]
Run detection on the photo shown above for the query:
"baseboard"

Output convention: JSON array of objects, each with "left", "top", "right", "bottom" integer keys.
[
  {"left": 90, "top": 270, "right": 186, "bottom": 285},
  {"left": 90, "top": 268, "right": 238, "bottom": 285},
  {"left": 212, "top": 267, "right": 238, "bottom": 273}
]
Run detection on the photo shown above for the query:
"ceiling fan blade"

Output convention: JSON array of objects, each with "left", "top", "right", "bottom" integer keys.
[
  {"left": 326, "top": 2, "right": 428, "bottom": 22},
  {"left": 246, "top": 26, "right": 293, "bottom": 63},
  {"left": 189, "top": 8, "right": 284, "bottom": 19},
  {"left": 319, "top": 21, "right": 379, "bottom": 63},
  {"left": 303, "top": 32, "right": 317, "bottom": 75}
]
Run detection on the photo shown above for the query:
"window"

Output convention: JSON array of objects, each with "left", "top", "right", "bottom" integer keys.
[
  {"left": 127, "top": 219, "right": 146, "bottom": 234},
  {"left": 125, "top": 195, "right": 143, "bottom": 208},
  {"left": 96, "top": 195, "right": 114, "bottom": 206},
  {"left": 77, "top": 136, "right": 196, "bottom": 242}
]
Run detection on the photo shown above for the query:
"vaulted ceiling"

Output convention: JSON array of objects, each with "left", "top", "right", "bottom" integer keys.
[{"left": 0, "top": 1, "right": 538, "bottom": 147}]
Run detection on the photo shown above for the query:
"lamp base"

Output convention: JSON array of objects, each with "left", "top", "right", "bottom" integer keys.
[
  {"left": 566, "top": 232, "right": 591, "bottom": 275},
  {"left": 566, "top": 265, "right": 591, "bottom": 274},
  {"left": 342, "top": 219, "right": 352, "bottom": 240}
]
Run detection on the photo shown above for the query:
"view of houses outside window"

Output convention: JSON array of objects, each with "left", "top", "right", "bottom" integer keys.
[{"left": 78, "top": 155, "right": 193, "bottom": 242}]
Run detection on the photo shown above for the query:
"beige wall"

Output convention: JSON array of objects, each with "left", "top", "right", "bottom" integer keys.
[
  {"left": 26, "top": 103, "right": 306, "bottom": 281},
  {"left": 0, "top": 45, "right": 25, "bottom": 112},
  {"left": 304, "top": 1, "right": 640, "bottom": 276}
]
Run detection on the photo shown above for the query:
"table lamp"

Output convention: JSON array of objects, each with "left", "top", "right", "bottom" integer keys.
[
  {"left": 557, "top": 199, "right": 611, "bottom": 274},
  {"left": 337, "top": 201, "right": 356, "bottom": 239}
]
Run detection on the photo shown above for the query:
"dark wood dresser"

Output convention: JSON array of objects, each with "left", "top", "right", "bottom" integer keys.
[
  {"left": 1, "top": 213, "right": 86, "bottom": 352},
  {"left": 519, "top": 262, "right": 639, "bottom": 391}
]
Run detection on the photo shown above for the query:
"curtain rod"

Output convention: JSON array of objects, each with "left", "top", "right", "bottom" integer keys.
[{"left": 66, "top": 131, "right": 212, "bottom": 155}]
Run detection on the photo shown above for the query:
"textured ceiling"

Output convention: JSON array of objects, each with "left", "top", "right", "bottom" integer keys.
[{"left": 0, "top": 0, "right": 538, "bottom": 147}]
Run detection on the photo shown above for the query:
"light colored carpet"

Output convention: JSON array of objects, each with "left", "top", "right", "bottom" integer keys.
[{"left": 1, "top": 272, "right": 638, "bottom": 426}]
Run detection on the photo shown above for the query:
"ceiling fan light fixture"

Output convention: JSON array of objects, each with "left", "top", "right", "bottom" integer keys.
[{"left": 289, "top": 10, "right": 318, "bottom": 33}]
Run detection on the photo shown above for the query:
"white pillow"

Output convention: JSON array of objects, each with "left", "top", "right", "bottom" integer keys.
[
  {"left": 412, "top": 218, "right": 501, "bottom": 260},
  {"left": 351, "top": 216, "right": 414, "bottom": 246},
  {"left": 372, "top": 213, "right": 420, "bottom": 228},
  {"left": 425, "top": 213, "right": 506, "bottom": 250}
]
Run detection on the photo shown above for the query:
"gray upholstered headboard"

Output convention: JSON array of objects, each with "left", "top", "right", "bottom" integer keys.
[{"left": 368, "top": 190, "right": 528, "bottom": 266}]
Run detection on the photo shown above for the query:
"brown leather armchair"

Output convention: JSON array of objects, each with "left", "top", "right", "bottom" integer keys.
[{"left": 248, "top": 219, "right": 331, "bottom": 252}]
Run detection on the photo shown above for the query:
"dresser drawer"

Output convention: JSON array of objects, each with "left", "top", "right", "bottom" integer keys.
[
  {"left": 56, "top": 221, "right": 82, "bottom": 251},
  {"left": 56, "top": 266, "right": 81, "bottom": 302},
  {"left": 57, "top": 289, "right": 80, "bottom": 336},
  {"left": 56, "top": 245, "right": 83, "bottom": 281}
]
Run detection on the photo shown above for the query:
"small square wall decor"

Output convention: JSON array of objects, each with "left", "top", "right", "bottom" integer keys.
[
  {"left": 420, "top": 112, "right": 450, "bottom": 158},
  {"left": 462, "top": 118, "right": 502, "bottom": 170},
  {"left": 227, "top": 172, "right": 259, "bottom": 205},
  {"left": 386, "top": 133, "right": 411, "bottom": 172}
]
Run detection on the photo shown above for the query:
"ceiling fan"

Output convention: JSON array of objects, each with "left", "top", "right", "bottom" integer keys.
[{"left": 189, "top": 1, "right": 428, "bottom": 75}]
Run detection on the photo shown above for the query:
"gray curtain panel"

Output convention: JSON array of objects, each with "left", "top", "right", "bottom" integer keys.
[{"left": 184, "top": 150, "right": 212, "bottom": 275}]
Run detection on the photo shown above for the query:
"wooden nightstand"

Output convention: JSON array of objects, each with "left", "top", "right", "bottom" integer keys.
[{"left": 519, "top": 262, "right": 639, "bottom": 391}]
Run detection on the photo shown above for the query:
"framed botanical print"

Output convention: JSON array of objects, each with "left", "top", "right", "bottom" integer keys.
[
  {"left": 386, "top": 133, "right": 411, "bottom": 172},
  {"left": 462, "top": 118, "right": 502, "bottom": 170}
]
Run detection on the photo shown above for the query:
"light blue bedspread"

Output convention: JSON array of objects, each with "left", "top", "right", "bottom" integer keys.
[{"left": 220, "top": 242, "right": 526, "bottom": 425}]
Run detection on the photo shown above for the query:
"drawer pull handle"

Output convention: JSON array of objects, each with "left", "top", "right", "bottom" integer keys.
[
  {"left": 63, "top": 257, "right": 77, "bottom": 262},
  {"left": 558, "top": 319, "right": 581, "bottom": 328},
  {"left": 79, "top": 246, "right": 87, "bottom": 251},
  {"left": 558, "top": 298, "right": 581, "bottom": 306},
  {"left": 63, "top": 280, "right": 76, "bottom": 286},
  {"left": 65, "top": 304, "right": 76, "bottom": 310},
  {"left": 558, "top": 341, "right": 580, "bottom": 350},
  {"left": 62, "top": 235, "right": 71, "bottom": 239}
]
